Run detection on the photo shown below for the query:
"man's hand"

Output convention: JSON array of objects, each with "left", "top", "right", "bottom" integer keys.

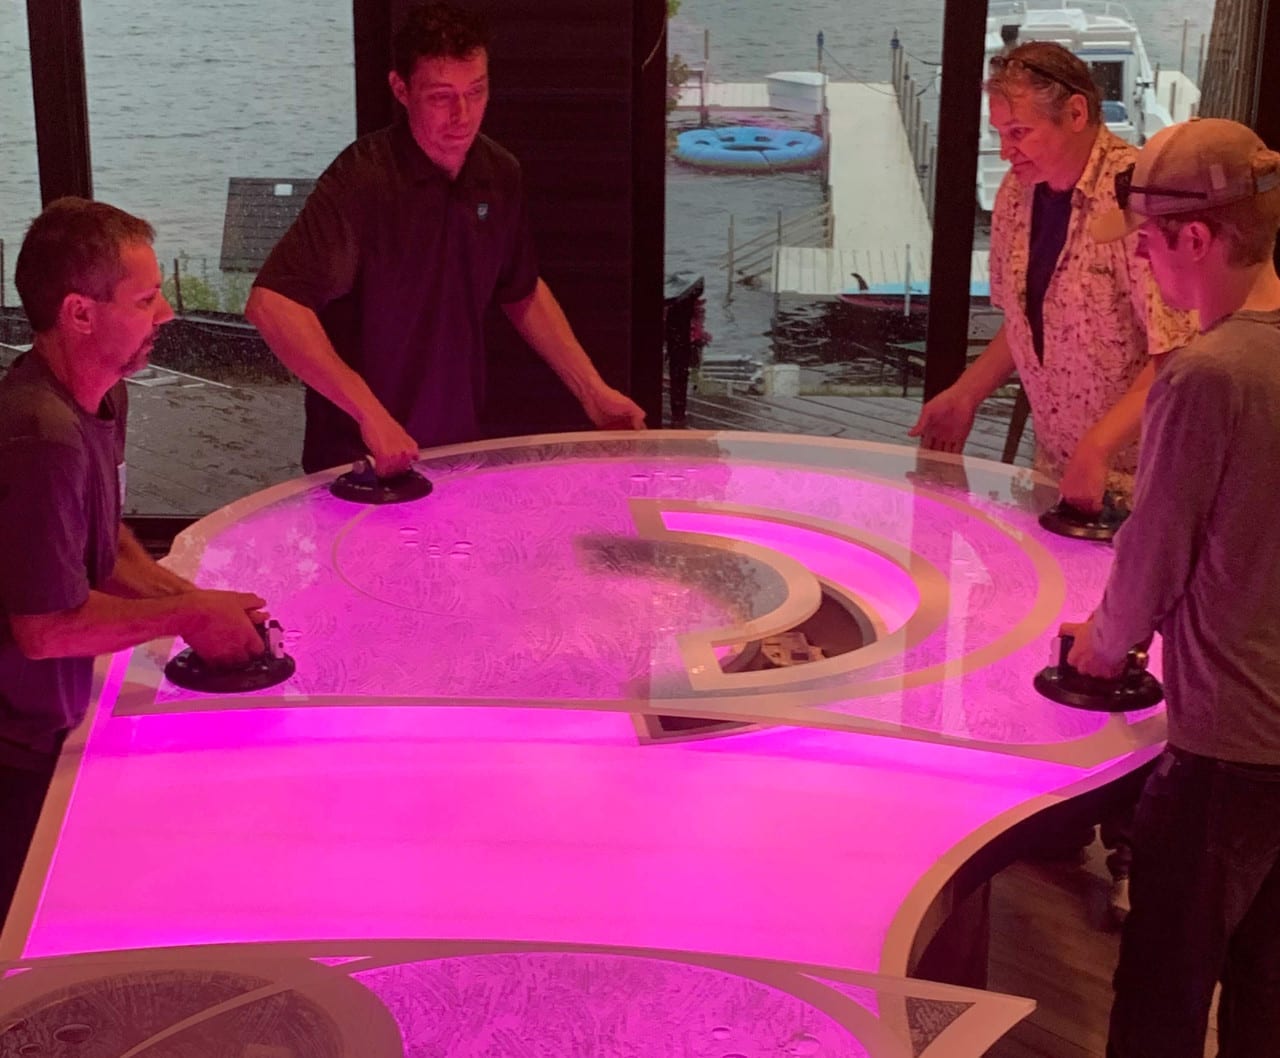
[
  {"left": 357, "top": 406, "right": 419, "bottom": 476},
  {"left": 1059, "top": 436, "right": 1109, "bottom": 513},
  {"left": 178, "top": 590, "right": 269, "bottom": 668},
  {"left": 908, "top": 386, "right": 978, "bottom": 453},
  {"left": 582, "top": 384, "right": 647, "bottom": 430},
  {"left": 1060, "top": 617, "right": 1125, "bottom": 678}
]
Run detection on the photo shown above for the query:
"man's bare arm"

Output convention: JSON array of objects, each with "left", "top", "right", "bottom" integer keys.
[
  {"left": 245, "top": 287, "right": 418, "bottom": 471},
  {"left": 501, "top": 280, "right": 646, "bottom": 429},
  {"left": 10, "top": 588, "right": 266, "bottom": 667}
]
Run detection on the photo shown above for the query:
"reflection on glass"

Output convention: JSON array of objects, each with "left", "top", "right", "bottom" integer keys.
[
  {"left": 665, "top": 0, "right": 944, "bottom": 432},
  {"left": 80, "top": 0, "right": 354, "bottom": 516},
  {"left": 112, "top": 432, "right": 1158, "bottom": 768}
]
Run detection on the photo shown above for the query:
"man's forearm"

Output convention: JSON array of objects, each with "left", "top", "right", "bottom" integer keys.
[
  {"left": 500, "top": 279, "right": 605, "bottom": 398},
  {"left": 103, "top": 524, "right": 194, "bottom": 599},
  {"left": 245, "top": 286, "right": 386, "bottom": 427},
  {"left": 1079, "top": 358, "right": 1155, "bottom": 461},
  {"left": 953, "top": 325, "right": 1017, "bottom": 404},
  {"left": 10, "top": 590, "right": 195, "bottom": 661}
]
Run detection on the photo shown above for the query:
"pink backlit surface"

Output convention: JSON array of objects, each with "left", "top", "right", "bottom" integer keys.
[
  {"left": 114, "top": 434, "right": 1158, "bottom": 760},
  {"left": 0, "top": 940, "right": 1034, "bottom": 1058},
  {"left": 3, "top": 434, "right": 1165, "bottom": 1056}
]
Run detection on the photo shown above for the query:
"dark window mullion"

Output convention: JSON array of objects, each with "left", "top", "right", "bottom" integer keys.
[
  {"left": 923, "top": 0, "right": 988, "bottom": 401},
  {"left": 27, "top": 0, "right": 92, "bottom": 205}
]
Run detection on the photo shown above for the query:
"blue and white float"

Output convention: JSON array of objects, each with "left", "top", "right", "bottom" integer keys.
[{"left": 675, "top": 125, "right": 825, "bottom": 173}]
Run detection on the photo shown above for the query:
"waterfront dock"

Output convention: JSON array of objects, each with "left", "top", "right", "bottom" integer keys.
[{"left": 675, "top": 78, "right": 987, "bottom": 298}]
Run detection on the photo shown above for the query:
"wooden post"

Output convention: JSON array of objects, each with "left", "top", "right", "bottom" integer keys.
[
  {"left": 904, "top": 75, "right": 913, "bottom": 140},
  {"left": 903, "top": 244, "right": 913, "bottom": 318},
  {"left": 1180, "top": 19, "right": 1189, "bottom": 74},
  {"left": 725, "top": 215, "right": 735, "bottom": 304},
  {"left": 172, "top": 256, "right": 184, "bottom": 314},
  {"left": 910, "top": 82, "right": 920, "bottom": 161},
  {"left": 927, "top": 143, "right": 938, "bottom": 219},
  {"left": 701, "top": 28, "right": 710, "bottom": 125},
  {"left": 0, "top": 238, "right": 5, "bottom": 310},
  {"left": 1198, "top": 34, "right": 1206, "bottom": 88}
]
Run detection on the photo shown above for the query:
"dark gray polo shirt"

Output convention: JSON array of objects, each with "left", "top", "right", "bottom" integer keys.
[
  {"left": 254, "top": 119, "right": 540, "bottom": 472},
  {"left": 1093, "top": 311, "right": 1280, "bottom": 764},
  {"left": 0, "top": 352, "right": 123, "bottom": 762}
]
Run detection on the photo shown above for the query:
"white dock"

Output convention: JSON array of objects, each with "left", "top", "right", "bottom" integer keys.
[
  {"left": 824, "top": 82, "right": 932, "bottom": 263},
  {"left": 776, "top": 80, "right": 976, "bottom": 298},
  {"left": 677, "top": 79, "right": 965, "bottom": 298}
]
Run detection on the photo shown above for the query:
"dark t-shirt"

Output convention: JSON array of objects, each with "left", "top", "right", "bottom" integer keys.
[
  {"left": 0, "top": 352, "right": 124, "bottom": 759},
  {"left": 254, "top": 119, "right": 540, "bottom": 472},
  {"left": 1026, "top": 182, "right": 1074, "bottom": 362}
]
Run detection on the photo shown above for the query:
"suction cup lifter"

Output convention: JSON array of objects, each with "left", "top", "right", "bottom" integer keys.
[
  {"left": 1034, "top": 633, "right": 1164, "bottom": 712},
  {"left": 1038, "top": 492, "right": 1129, "bottom": 542},
  {"left": 164, "top": 619, "right": 296, "bottom": 694},
  {"left": 330, "top": 459, "right": 434, "bottom": 505}
]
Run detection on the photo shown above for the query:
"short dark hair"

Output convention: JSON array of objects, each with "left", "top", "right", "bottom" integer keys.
[
  {"left": 14, "top": 197, "right": 155, "bottom": 333},
  {"left": 393, "top": 2, "right": 489, "bottom": 82},
  {"left": 986, "top": 41, "right": 1103, "bottom": 126},
  {"left": 1153, "top": 183, "right": 1280, "bottom": 267}
]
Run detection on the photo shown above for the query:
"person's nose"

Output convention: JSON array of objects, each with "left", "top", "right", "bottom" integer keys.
[{"left": 156, "top": 294, "right": 176, "bottom": 326}]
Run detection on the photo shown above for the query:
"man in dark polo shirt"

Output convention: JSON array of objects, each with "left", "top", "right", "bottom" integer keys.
[
  {"left": 0, "top": 198, "right": 268, "bottom": 928},
  {"left": 246, "top": 1, "right": 646, "bottom": 475}
]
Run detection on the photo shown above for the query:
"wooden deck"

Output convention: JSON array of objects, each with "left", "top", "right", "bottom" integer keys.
[
  {"left": 677, "top": 388, "right": 1036, "bottom": 467},
  {"left": 989, "top": 840, "right": 1218, "bottom": 1058}
]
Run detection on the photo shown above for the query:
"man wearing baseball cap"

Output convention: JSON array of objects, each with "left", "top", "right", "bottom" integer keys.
[{"left": 1062, "top": 117, "right": 1280, "bottom": 1058}]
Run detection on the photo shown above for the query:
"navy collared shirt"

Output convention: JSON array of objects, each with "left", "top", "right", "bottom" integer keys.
[{"left": 255, "top": 118, "right": 539, "bottom": 472}]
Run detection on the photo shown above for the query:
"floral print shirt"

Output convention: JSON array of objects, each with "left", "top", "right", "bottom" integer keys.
[{"left": 989, "top": 126, "right": 1197, "bottom": 500}]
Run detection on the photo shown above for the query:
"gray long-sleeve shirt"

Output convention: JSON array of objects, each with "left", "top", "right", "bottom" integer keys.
[{"left": 1091, "top": 309, "right": 1280, "bottom": 764}]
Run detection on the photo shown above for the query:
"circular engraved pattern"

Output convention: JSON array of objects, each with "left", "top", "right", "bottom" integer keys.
[{"left": 146, "top": 434, "right": 1150, "bottom": 762}]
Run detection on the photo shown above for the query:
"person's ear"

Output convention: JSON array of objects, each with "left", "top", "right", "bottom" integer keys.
[
  {"left": 389, "top": 70, "right": 409, "bottom": 110},
  {"left": 1183, "top": 220, "right": 1214, "bottom": 261},
  {"left": 60, "top": 293, "right": 95, "bottom": 336},
  {"left": 1068, "top": 92, "right": 1090, "bottom": 132}
]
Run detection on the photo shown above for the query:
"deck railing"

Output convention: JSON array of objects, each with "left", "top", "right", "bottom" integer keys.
[
  {"left": 890, "top": 32, "right": 937, "bottom": 222},
  {"left": 720, "top": 202, "right": 833, "bottom": 301}
]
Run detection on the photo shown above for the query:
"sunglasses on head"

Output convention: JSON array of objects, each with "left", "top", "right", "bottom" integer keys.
[
  {"left": 1114, "top": 164, "right": 1209, "bottom": 212},
  {"left": 988, "top": 54, "right": 1092, "bottom": 97}
]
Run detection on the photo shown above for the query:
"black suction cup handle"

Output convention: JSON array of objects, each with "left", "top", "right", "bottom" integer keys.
[
  {"left": 1057, "top": 632, "right": 1076, "bottom": 673},
  {"left": 164, "top": 618, "right": 296, "bottom": 693},
  {"left": 329, "top": 458, "right": 433, "bottom": 504}
]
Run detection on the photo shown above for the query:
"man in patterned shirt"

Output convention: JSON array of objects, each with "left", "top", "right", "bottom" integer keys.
[{"left": 911, "top": 41, "right": 1195, "bottom": 510}]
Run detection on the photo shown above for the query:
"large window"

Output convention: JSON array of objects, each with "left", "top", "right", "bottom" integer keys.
[
  {"left": 79, "top": 0, "right": 355, "bottom": 516},
  {"left": 663, "top": 0, "right": 1220, "bottom": 461},
  {"left": 0, "top": 0, "right": 40, "bottom": 313},
  {"left": 663, "top": 0, "right": 979, "bottom": 445}
]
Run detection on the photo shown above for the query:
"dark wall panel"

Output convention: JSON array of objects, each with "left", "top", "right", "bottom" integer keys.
[{"left": 376, "top": 0, "right": 664, "bottom": 436}]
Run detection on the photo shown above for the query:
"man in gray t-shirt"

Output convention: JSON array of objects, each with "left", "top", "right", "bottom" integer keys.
[
  {"left": 1064, "top": 119, "right": 1280, "bottom": 1058},
  {"left": 0, "top": 199, "right": 269, "bottom": 928}
]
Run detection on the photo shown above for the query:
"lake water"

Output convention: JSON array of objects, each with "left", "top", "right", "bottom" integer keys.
[{"left": 0, "top": 0, "right": 1219, "bottom": 373}]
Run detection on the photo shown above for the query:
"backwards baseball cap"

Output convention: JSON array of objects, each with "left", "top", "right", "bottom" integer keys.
[{"left": 1092, "top": 117, "right": 1280, "bottom": 243}]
